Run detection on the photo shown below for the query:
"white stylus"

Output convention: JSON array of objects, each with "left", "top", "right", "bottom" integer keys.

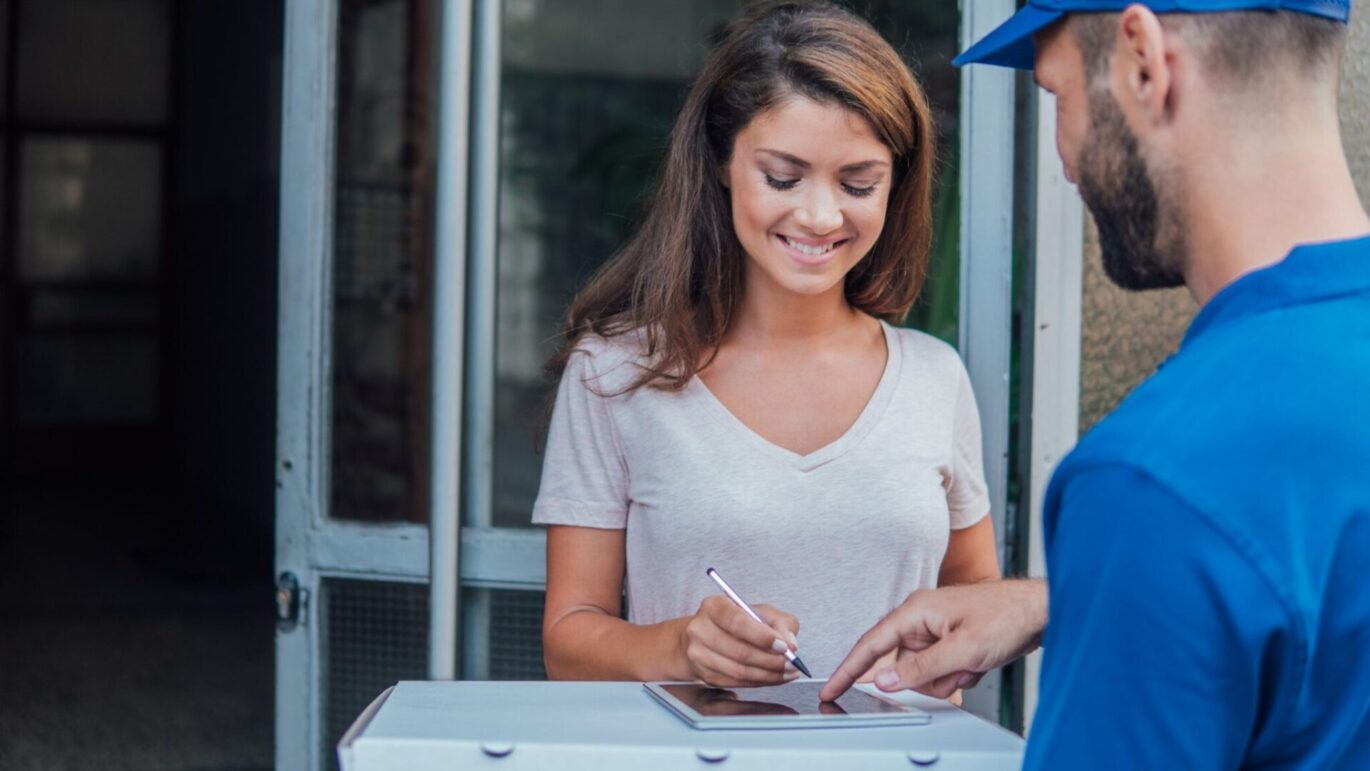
[{"left": 705, "top": 567, "right": 812, "bottom": 678}]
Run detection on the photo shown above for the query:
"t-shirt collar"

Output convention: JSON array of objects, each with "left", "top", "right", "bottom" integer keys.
[{"left": 1181, "top": 234, "right": 1370, "bottom": 350}]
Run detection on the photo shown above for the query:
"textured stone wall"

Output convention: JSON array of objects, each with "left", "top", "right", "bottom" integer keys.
[
  {"left": 1077, "top": 18, "right": 1370, "bottom": 432},
  {"left": 1077, "top": 220, "right": 1196, "bottom": 432},
  {"left": 1343, "top": 9, "right": 1370, "bottom": 213}
]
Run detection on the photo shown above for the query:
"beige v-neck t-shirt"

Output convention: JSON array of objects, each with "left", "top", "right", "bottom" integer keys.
[{"left": 532, "top": 321, "right": 991, "bottom": 677}]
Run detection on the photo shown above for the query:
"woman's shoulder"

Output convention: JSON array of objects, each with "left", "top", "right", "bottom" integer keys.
[
  {"left": 883, "top": 322, "right": 964, "bottom": 374},
  {"left": 562, "top": 328, "right": 655, "bottom": 393}
]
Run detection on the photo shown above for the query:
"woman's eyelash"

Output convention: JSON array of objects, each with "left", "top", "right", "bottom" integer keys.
[
  {"left": 764, "top": 174, "right": 877, "bottom": 198},
  {"left": 764, "top": 174, "right": 798, "bottom": 191}
]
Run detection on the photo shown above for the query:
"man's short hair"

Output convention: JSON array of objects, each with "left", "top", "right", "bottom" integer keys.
[{"left": 1071, "top": 10, "right": 1346, "bottom": 87}]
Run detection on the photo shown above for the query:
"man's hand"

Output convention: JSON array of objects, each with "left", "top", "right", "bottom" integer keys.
[{"left": 820, "top": 579, "right": 1047, "bottom": 702}]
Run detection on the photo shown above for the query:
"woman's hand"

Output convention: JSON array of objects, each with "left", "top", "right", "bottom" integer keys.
[
  {"left": 544, "top": 527, "right": 804, "bottom": 683},
  {"left": 678, "top": 595, "right": 802, "bottom": 687}
]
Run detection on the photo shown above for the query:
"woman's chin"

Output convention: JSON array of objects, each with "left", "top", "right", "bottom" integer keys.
[
  {"left": 744, "top": 252, "right": 851, "bottom": 300},
  {"left": 766, "top": 271, "right": 846, "bottom": 299}
]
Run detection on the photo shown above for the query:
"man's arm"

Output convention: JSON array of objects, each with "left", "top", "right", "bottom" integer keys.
[
  {"left": 1025, "top": 465, "right": 1285, "bottom": 769},
  {"left": 820, "top": 578, "right": 1046, "bottom": 701}
]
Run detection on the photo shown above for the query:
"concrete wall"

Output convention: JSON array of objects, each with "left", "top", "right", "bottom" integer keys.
[{"left": 1078, "top": 18, "right": 1370, "bottom": 432}]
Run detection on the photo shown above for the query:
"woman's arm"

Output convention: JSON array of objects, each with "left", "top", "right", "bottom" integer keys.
[
  {"left": 938, "top": 516, "right": 1001, "bottom": 587},
  {"left": 542, "top": 525, "right": 689, "bottom": 681},
  {"left": 542, "top": 525, "right": 801, "bottom": 684}
]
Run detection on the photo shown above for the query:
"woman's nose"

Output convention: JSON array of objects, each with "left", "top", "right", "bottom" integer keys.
[{"left": 795, "top": 186, "right": 843, "bottom": 235}]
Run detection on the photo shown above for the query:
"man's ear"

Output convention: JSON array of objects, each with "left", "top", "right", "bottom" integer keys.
[{"left": 1114, "top": 5, "right": 1173, "bottom": 126}]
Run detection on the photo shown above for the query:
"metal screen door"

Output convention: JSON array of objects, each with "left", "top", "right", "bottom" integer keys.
[{"left": 274, "top": 0, "right": 470, "bottom": 768}]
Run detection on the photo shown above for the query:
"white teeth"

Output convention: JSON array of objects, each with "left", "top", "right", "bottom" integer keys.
[{"left": 783, "top": 236, "right": 837, "bottom": 256}]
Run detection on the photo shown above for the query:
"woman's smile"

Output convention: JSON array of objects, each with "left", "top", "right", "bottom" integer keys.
[{"left": 776, "top": 234, "right": 850, "bottom": 266}]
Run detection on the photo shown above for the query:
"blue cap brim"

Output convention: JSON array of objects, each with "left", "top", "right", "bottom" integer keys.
[{"left": 952, "top": 4, "right": 1066, "bottom": 70}]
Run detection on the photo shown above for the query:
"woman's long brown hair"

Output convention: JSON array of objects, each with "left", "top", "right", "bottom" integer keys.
[{"left": 547, "top": 1, "right": 936, "bottom": 393}]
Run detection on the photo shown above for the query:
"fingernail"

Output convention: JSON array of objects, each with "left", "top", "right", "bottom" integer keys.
[
  {"left": 771, "top": 639, "right": 788, "bottom": 654},
  {"left": 785, "top": 669, "right": 801, "bottom": 681},
  {"left": 875, "top": 668, "right": 899, "bottom": 690},
  {"left": 785, "top": 631, "right": 799, "bottom": 650},
  {"left": 784, "top": 661, "right": 797, "bottom": 674},
  {"left": 956, "top": 672, "right": 976, "bottom": 688}
]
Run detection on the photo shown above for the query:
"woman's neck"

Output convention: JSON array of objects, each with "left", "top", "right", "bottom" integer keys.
[{"left": 726, "top": 277, "right": 868, "bottom": 348}]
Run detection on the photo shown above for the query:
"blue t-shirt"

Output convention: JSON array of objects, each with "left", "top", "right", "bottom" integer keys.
[{"left": 1026, "top": 236, "right": 1370, "bottom": 769}]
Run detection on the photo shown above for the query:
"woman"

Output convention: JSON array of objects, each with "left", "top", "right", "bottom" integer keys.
[{"left": 533, "top": 1, "right": 999, "bottom": 688}]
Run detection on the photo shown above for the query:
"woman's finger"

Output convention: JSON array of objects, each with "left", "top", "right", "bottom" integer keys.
[
  {"left": 754, "top": 604, "right": 801, "bottom": 649},
  {"left": 691, "top": 641, "right": 799, "bottom": 686},
  {"left": 705, "top": 596, "right": 790, "bottom": 652},
  {"left": 696, "top": 616, "right": 793, "bottom": 671}
]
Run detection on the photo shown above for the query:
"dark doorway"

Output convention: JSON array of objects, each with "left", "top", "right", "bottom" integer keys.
[{"left": 0, "top": 2, "right": 282, "bottom": 768}]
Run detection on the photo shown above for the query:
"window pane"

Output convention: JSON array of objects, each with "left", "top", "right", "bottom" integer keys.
[
  {"left": 866, "top": 1, "right": 962, "bottom": 345},
  {"left": 19, "top": 139, "right": 162, "bottom": 282},
  {"left": 17, "top": 0, "right": 170, "bottom": 124},
  {"left": 492, "top": 1, "right": 742, "bottom": 528},
  {"left": 490, "top": 2, "right": 962, "bottom": 527},
  {"left": 17, "top": 335, "right": 158, "bottom": 424},
  {"left": 329, "top": 0, "right": 438, "bottom": 523}
]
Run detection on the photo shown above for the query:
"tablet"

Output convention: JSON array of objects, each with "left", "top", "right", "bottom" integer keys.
[{"left": 643, "top": 681, "right": 931, "bottom": 730}]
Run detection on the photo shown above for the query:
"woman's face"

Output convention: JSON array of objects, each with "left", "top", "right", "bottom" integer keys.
[{"left": 724, "top": 95, "right": 893, "bottom": 302}]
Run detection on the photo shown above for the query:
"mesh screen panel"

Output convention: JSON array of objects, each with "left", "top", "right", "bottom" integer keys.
[
  {"left": 323, "top": 578, "right": 428, "bottom": 771},
  {"left": 487, "top": 589, "right": 547, "bottom": 680}
]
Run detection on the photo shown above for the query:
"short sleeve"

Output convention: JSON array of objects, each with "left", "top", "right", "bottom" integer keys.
[
  {"left": 1026, "top": 465, "right": 1289, "bottom": 769},
  {"left": 946, "top": 360, "right": 991, "bottom": 529},
  {"left": 530, "top": 345, "right": 631, "bottom": 529}
]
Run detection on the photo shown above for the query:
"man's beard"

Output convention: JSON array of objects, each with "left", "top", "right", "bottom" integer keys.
[{"left": 1076, "top": 90, "right": 1187, "bottom": 291}]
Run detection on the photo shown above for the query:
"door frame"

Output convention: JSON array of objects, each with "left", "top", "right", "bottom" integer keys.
[{"left": 955, "top": 0, "right": 1018, "bottom": 721}]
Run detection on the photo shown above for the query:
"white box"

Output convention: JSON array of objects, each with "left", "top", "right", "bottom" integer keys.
[{"left": 339, "top": 681, "right": 1025, "bottom": 770}]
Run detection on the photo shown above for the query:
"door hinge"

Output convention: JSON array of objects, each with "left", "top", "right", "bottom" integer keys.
[{"left": 276, "top": 572, "right": 309, "bottom": 631}]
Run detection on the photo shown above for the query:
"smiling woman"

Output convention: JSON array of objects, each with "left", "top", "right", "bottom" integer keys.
[{"left": 534, "top": 1, "right": 1001, "bottom": 687}]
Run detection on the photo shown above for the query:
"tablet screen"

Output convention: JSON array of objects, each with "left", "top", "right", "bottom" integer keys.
[{"left": 659, "top": 681, "right": 910, "bottom": 718}]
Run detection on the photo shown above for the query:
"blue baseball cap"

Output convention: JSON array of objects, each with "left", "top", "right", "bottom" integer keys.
[{"left": 953, "top": 0, "right": 1352, "bottom": 70}]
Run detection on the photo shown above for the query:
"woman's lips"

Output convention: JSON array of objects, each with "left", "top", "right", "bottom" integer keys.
[{"left": 777, "top": 234, "right": 847, "bottom": 266}]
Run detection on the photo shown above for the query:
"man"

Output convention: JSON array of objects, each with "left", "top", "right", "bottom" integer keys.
[{"left": 821, "top": 0, "right": 1370, "bottom": 767}]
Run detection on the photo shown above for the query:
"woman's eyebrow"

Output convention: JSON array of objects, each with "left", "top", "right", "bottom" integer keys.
[
  {"left": 838, "top": 159, "right": 889, "bottom": 173},
  {"left": 757, "top": 148, "right": 889, "bottom": 173},
  {"left": 757, "top": 149, "right": 810, "bottom": 168}
]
